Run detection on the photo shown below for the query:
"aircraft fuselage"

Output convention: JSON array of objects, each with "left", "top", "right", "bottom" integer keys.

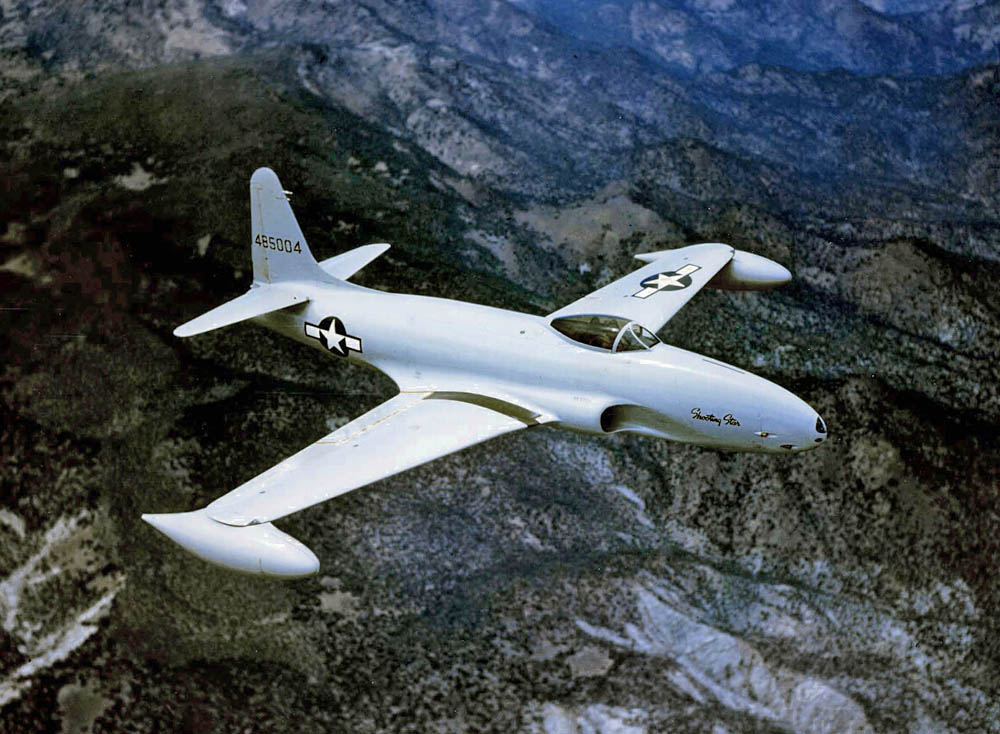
[{"left": 256, "top": 280, "right": 827, "bottom": 454}]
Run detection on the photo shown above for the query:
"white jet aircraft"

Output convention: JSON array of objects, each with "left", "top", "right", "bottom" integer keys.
[{"left": 143, "top": 168, "right": 827, "bottom": 578}]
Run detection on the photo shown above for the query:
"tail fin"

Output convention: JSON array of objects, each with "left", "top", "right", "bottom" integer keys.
[{"left": 250, "top": 167, "right": 330, "bottom": 284}]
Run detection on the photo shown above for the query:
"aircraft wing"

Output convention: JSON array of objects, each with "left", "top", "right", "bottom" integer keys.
[
  {"left": 205, "top": 391, "right": 541, "bottom": 526},
  {"left": 548, "top": 243, "right": 735, "bottom": 332}
]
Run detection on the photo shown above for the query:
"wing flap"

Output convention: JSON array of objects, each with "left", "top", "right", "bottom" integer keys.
[
  {"left": 549, "top": 243, "right": 735, "bottom": 332},
  {"left": 206, "top": 392, "right": 529, "bottom": 526}
]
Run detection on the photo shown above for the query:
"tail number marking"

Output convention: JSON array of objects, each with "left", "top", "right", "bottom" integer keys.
[{"left": 255, "top": 234, "right": 302, "bottom": 253}]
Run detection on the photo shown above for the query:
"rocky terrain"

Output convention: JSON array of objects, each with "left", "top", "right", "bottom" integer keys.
[
  {"left": 1, "top": 1, "right": 999, "bottom": 732},
  {"left": 512, "top": 0, "right": 1000, "bottom": 76}
]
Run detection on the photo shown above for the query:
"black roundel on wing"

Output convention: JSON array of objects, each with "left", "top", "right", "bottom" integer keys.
[
  {"left": 304, "top": 316, "right": 363, "bottom": 357},
  {"left": 632, "top": 264, "right": 702, "bottom": 299},
  {"left": 641, "top": 271, "right": 692, "bottom": 291}
]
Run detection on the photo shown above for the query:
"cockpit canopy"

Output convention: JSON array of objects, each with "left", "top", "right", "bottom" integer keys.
[{"left": 550, "top": 315, "right": 660, "bottom": 352}]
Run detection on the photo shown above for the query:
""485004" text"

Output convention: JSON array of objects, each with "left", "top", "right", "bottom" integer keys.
[{"left": 255, "top": 234, "right": 302, "bottom": 253}]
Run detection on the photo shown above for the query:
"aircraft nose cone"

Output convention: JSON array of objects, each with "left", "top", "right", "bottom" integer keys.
[{"left": 759, "top": 386, "right": 827, "bottom": 453}]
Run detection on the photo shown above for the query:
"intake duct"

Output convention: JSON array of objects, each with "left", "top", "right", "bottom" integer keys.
[{"left": 600, "top": 404, "right": 699, "bottom": 441}]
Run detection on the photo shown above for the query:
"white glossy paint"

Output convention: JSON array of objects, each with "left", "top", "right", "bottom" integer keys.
[
  {"left": 205, "top": 393, "right": 527, "bottom": 526},
  {"left": 708, "top": 250, "right": 793, "bottom": 291},
  {"left": 256, "top": 284, "right": 822, "bottom": 452},
  {"left": 141, "top": 510, "right": 319, "bottom": 578},
  {"left": 144, "top": 167, "right": 827, "bottom": 578}
]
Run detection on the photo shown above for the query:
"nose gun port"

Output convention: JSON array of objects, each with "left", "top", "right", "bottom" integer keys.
[{"left": 814, "top": 414, "right": 827, "bottom": 443}]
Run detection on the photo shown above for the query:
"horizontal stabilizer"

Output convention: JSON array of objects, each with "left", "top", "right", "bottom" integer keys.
[
  {"left": 174, "top": 285, "right": 308, "bottom": 338},
  {"left": 319, "top": 243, "right": 390, "bottom": 281},
  {"left": 142, "top": 509, "right": 319, "bottom": 578}
]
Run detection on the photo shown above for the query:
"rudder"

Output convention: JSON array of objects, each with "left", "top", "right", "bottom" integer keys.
[{"left": 250, "top": 167, "right": 329, "bottom": 284}]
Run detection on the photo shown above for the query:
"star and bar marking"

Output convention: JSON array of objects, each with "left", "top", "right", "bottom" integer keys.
[
  {"left": 632, "top": 264, "right": 701, "bottom": 299},
  {"left": 304, "top": 316, "right": 362, "bottom": 357}
]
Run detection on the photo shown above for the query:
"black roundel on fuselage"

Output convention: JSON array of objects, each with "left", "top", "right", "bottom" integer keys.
[
  {"left": 317, "top": 316, "right": 341, "bottom": 351},
  {"left": 304, "top": 316, "right": 363, "bottom": 357}
]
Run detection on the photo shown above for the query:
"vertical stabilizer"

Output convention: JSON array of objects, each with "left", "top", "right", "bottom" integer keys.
[{"left": 250, "top": 167, "right": 330, "bottom": 284}]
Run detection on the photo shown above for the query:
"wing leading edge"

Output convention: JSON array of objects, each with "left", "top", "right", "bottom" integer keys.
[
  {"left": 549, "top": 243, "right": 735, "bottom": 333},
  {"left": 206, "top": 391, "right": 540, "bottom": 527}
]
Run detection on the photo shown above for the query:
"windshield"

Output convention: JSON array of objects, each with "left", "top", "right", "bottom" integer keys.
[{"left": 550, "top": 315, "right": 660, "bottom": 352}]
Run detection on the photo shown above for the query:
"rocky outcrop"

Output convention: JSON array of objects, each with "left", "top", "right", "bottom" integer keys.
[{"left": 510, "top": 0, "right": 1000, "bottom": 76}]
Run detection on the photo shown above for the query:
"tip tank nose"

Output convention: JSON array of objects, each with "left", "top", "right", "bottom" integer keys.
[
  {"left": 709, "top": 250, "right": 792, "bottom": 291},
  {"left": 142, "top": 509, "right": 319, "bottom": 578}
]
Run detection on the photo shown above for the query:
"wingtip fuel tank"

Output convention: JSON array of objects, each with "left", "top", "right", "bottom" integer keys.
[
  {"left": 142, "top": 509, "right": 319, "bottom": 579},
  {"left": 708, "top": 250, "right": 792, "bottom": 291}
]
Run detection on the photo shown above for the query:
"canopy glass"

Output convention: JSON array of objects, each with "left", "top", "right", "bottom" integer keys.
[{"left": 550, "top": 315, "right": 660, "bottom": 352}]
